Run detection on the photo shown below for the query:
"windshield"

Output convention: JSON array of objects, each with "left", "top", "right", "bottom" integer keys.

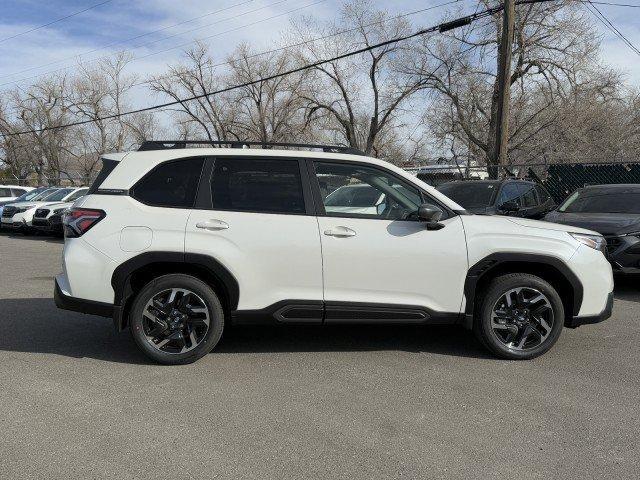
[
  {"left": 41, "top": 188, "right": 73, "bottom": 202},
  {"left": 559, "top": 189, "right": 640, "bottom": 214},
  {"left": 437, "top": 182, "right": 497, "bottom": 209},
  {"left": 12, "top": 187, "right": 47, "bottom": 202}
]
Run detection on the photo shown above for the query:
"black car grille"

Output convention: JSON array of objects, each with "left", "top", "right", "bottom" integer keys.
[
  {"left": 605, "top": 236, "right": 622, "bottom": 254},
  {"left": 2, "top": 206, "right": 16, "bottom": 218},
  {"left": 34, "top": 209, "right": 49, "bottom": 218}
]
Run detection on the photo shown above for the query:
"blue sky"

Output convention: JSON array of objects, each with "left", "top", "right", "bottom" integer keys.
[{"left": 0, "top": 0, "right": 638, "bottom": 107}]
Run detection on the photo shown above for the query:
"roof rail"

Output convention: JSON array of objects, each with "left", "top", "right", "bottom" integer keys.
[{"left": 138, "top": 140, "right": 365, "bottom": 156}]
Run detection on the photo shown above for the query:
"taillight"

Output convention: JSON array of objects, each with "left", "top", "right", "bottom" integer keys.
[{"left": 63, "top": 208, "right": 105, "bottom": 238}]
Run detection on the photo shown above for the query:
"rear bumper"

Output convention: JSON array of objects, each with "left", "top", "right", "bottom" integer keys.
[
  {"left": 566, "top": 291, "right": 614, "bottom": 328},
  {"left": 54, "top": 277, "right": 113, "bottom": 318}
]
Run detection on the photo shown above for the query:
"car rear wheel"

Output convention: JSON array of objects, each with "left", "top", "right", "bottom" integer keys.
[
  {"left": 474, "top": 274, "right": 564, "bottom": 360},
  {"left": 129, "top": 274, "right": 224, "bottom": 365}
]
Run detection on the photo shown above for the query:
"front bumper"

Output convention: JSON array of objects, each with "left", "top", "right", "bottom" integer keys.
[
  {"left": 566, "top": 291, "right": 614, "bottom": 328},
  {"left": 32, "top": 215, "right": 63, "bottom": 233},
  {"left": 606, "top": 235, "right": 640, "bottom": 273},
  {"left": 54, "top": 277, "right": 113, "bottom": 318}
]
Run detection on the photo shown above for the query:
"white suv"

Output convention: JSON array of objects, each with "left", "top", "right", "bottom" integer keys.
[{"left": 55, "top": 141, "right": 614, "bottom": 365}]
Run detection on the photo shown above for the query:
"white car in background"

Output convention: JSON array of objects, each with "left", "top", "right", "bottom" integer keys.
[
  {"left": 0, "top": 185, "right": 33, "bottom": 203},
  {"left": 0, "top": 187, "right": 53, "bottom": 229},
  {"left": 32, "top": 190, "right": 89, "bottom": 235},
  {"left": 1, "top": 187, "right": 87, "bottom": 233},
  {"left": 324, "top": 183, "right": 422, "bottom": 217}
]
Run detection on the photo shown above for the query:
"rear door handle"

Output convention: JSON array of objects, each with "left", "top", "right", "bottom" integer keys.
[
  {"left": 196, "top": 219, "right": 229, "bottom": 231},
  {"left": 324, "top": 226, "right": 356, "bottom": 237}
]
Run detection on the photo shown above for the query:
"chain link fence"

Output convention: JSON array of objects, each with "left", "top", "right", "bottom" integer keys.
[
  {"left": 407, "top": 161, "right": 640, "bottom": 203},
  {"left": 0, "top": 176, "right": 93, "bottom": 188}
]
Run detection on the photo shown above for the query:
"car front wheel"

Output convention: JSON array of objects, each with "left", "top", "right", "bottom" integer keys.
[
  {"left": 129, "top": 274, "right": 224, "bottom": 365},
  {"left": 474, "top": 273, "right": 564, "bottom": 360}
]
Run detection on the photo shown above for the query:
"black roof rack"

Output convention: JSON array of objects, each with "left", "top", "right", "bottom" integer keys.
[{"left": 138, "top": 140, "right": 365, "bottom": 156}]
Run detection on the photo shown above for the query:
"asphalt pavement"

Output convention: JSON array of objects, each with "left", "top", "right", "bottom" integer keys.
[{"left": 0, "top": 231, "right": 638, "bottom": 479}]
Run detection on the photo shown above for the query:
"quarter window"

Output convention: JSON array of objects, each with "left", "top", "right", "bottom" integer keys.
[
  {"left": 518, "top": 183, "right": 538, "bottom": 208},
  {"left": 132, "top": 158, "right": 204, "bottom": 208},
  {"left": 314, "top": 162, "right": 423, "bottom": 220},
  {"left": 497, "top": 183, "right": 521, "bottom": 207},
  {"left": 210, "top": 158, "right": 305, "bottom": 214}
]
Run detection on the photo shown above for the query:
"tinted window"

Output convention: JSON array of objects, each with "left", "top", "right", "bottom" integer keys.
[
  {"left": 437, "top": 182, "right": 497, "bottom": 209},
  {"left": 88, "top": 158, "right": 119, "bottom": 194},
  {"left": 517, "top": 183, "right": 538, "bottom": 208},
  {"left": 315, "top": 162, "right": 424, "bottom": 220},
  {"left": 559, "top": 189, "right": 640, "bottom": 214},
  {"left": 210, "top": 158, "right": 304, "bottom": 214},
  {"left": 133, "top": 158, "right": 204, "bottom": 208},
  {"left": 0, "top": 188, "right": 12, "bottom": 197},
  {"left": 497, "top": 183, "right": 521, "bottom": 207},
  {"left": 11, "top": 188, "right": 26, "bottom": 196}
]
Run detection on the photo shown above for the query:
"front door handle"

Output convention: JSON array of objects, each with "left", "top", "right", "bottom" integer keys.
[
  {"left": 324, "top": 226, "right": 356, "bottom": 238},
  {"left": 196, "top": 219, "right": 229, "bottom": 231}
]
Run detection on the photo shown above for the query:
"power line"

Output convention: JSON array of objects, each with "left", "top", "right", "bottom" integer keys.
[
  {"left": 581, "top": 1, "right": 640, "bottom": 7},
  {"left": 0, "top": 0, "right": 295, "bottom": 89},
  {"left": 584, "top": 0, "right": 640, "bottom": 56},
  {"left": 0, "top": 0, "right": 256, "bottom": 81},
  {"left": 3, "top": 1, "right": 542, "bottom": 138},
  {"left": 0, "top": 0, "right": 465, "bottom": 91},
  {"left": 138, "top": 0, "right": 465, "bottom": 88},
  {"left": 0, "top": 0, "right": 115, "bottom": 44},
  {"left": 1, "top": 0, "right": 465, "bottom": 121}
]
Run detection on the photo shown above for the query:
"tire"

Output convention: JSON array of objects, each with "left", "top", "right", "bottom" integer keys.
[
  {"left": 473, "top": 273, "right": 564, "bottom": 360},
  {"left": 129, "top": 274, "right": 225, "bottom": 365}
]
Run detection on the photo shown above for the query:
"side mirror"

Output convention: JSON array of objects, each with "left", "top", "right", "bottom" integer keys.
[
  {"left": 499, "top": 200, "right": 519, "bottom": 213},
  {"left": 417, "top": 203, "right": 444, "bottom": 229}
]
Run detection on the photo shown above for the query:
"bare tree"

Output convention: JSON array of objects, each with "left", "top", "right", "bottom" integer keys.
[
  {"left": 149, "top": 43, "right": 238, "bottom": 142},
  {"left": 226, "top": 43, "right": 311, "bottom": 143},
  {"left": 10, "top": 76, "right": 73, "bottom": 184},
  {"left": 289, "top": 0, "right": 433, "bottom": 157},
  {"left": 413, "top": 0, "right": 612, "bottom": 168},
  {"left": 67, "top": 52, "right": 155, "bottom": 179}
]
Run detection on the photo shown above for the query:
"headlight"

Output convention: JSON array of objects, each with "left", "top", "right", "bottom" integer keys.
[{"left": 570, "top": 232, "right": 607, "bottom": 253}]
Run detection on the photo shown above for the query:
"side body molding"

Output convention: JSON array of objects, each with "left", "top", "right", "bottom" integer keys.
[
  {"left": 462, "top": 252, "right": 584, "bottom": 329},
  {"left": 110, "top": 251, "right": 240, "bottom": 330}
]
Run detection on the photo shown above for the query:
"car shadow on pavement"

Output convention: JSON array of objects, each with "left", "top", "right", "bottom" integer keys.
[
  {"left": 0, "top": 230, "right": 64, "bottom": 243},
  {"left": 613, "top": 274, "right": 640, "bottom": 303},
  {"left": 0, "top": 297, "right": 491, "bottom": 364}
]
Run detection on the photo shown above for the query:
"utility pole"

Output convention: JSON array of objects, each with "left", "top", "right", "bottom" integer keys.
[{"left": 491, "top": 0, "right": 515, "bottom": 168}]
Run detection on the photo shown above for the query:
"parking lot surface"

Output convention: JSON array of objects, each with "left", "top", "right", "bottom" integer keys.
[{"left": 0, "top": 231, "right": 639, "bottom": 479}]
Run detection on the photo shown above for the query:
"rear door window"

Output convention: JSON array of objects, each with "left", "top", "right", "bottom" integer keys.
[
  {"left": 0, "top": 188, "right": 12, "bottom": 197},
  {"left": 209, "top": 158, "right": 305, "bottom": 214},
  {"left": 132, "top": 158, "right": 204, "bottom": 208}
]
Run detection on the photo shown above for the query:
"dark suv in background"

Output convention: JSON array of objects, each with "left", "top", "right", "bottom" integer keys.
[
  {"left": 544, "top": 184, "right": 640, "bottom": 273},
  {"left": 436, "top": 179, "right": 555, "bottom": 219}
]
